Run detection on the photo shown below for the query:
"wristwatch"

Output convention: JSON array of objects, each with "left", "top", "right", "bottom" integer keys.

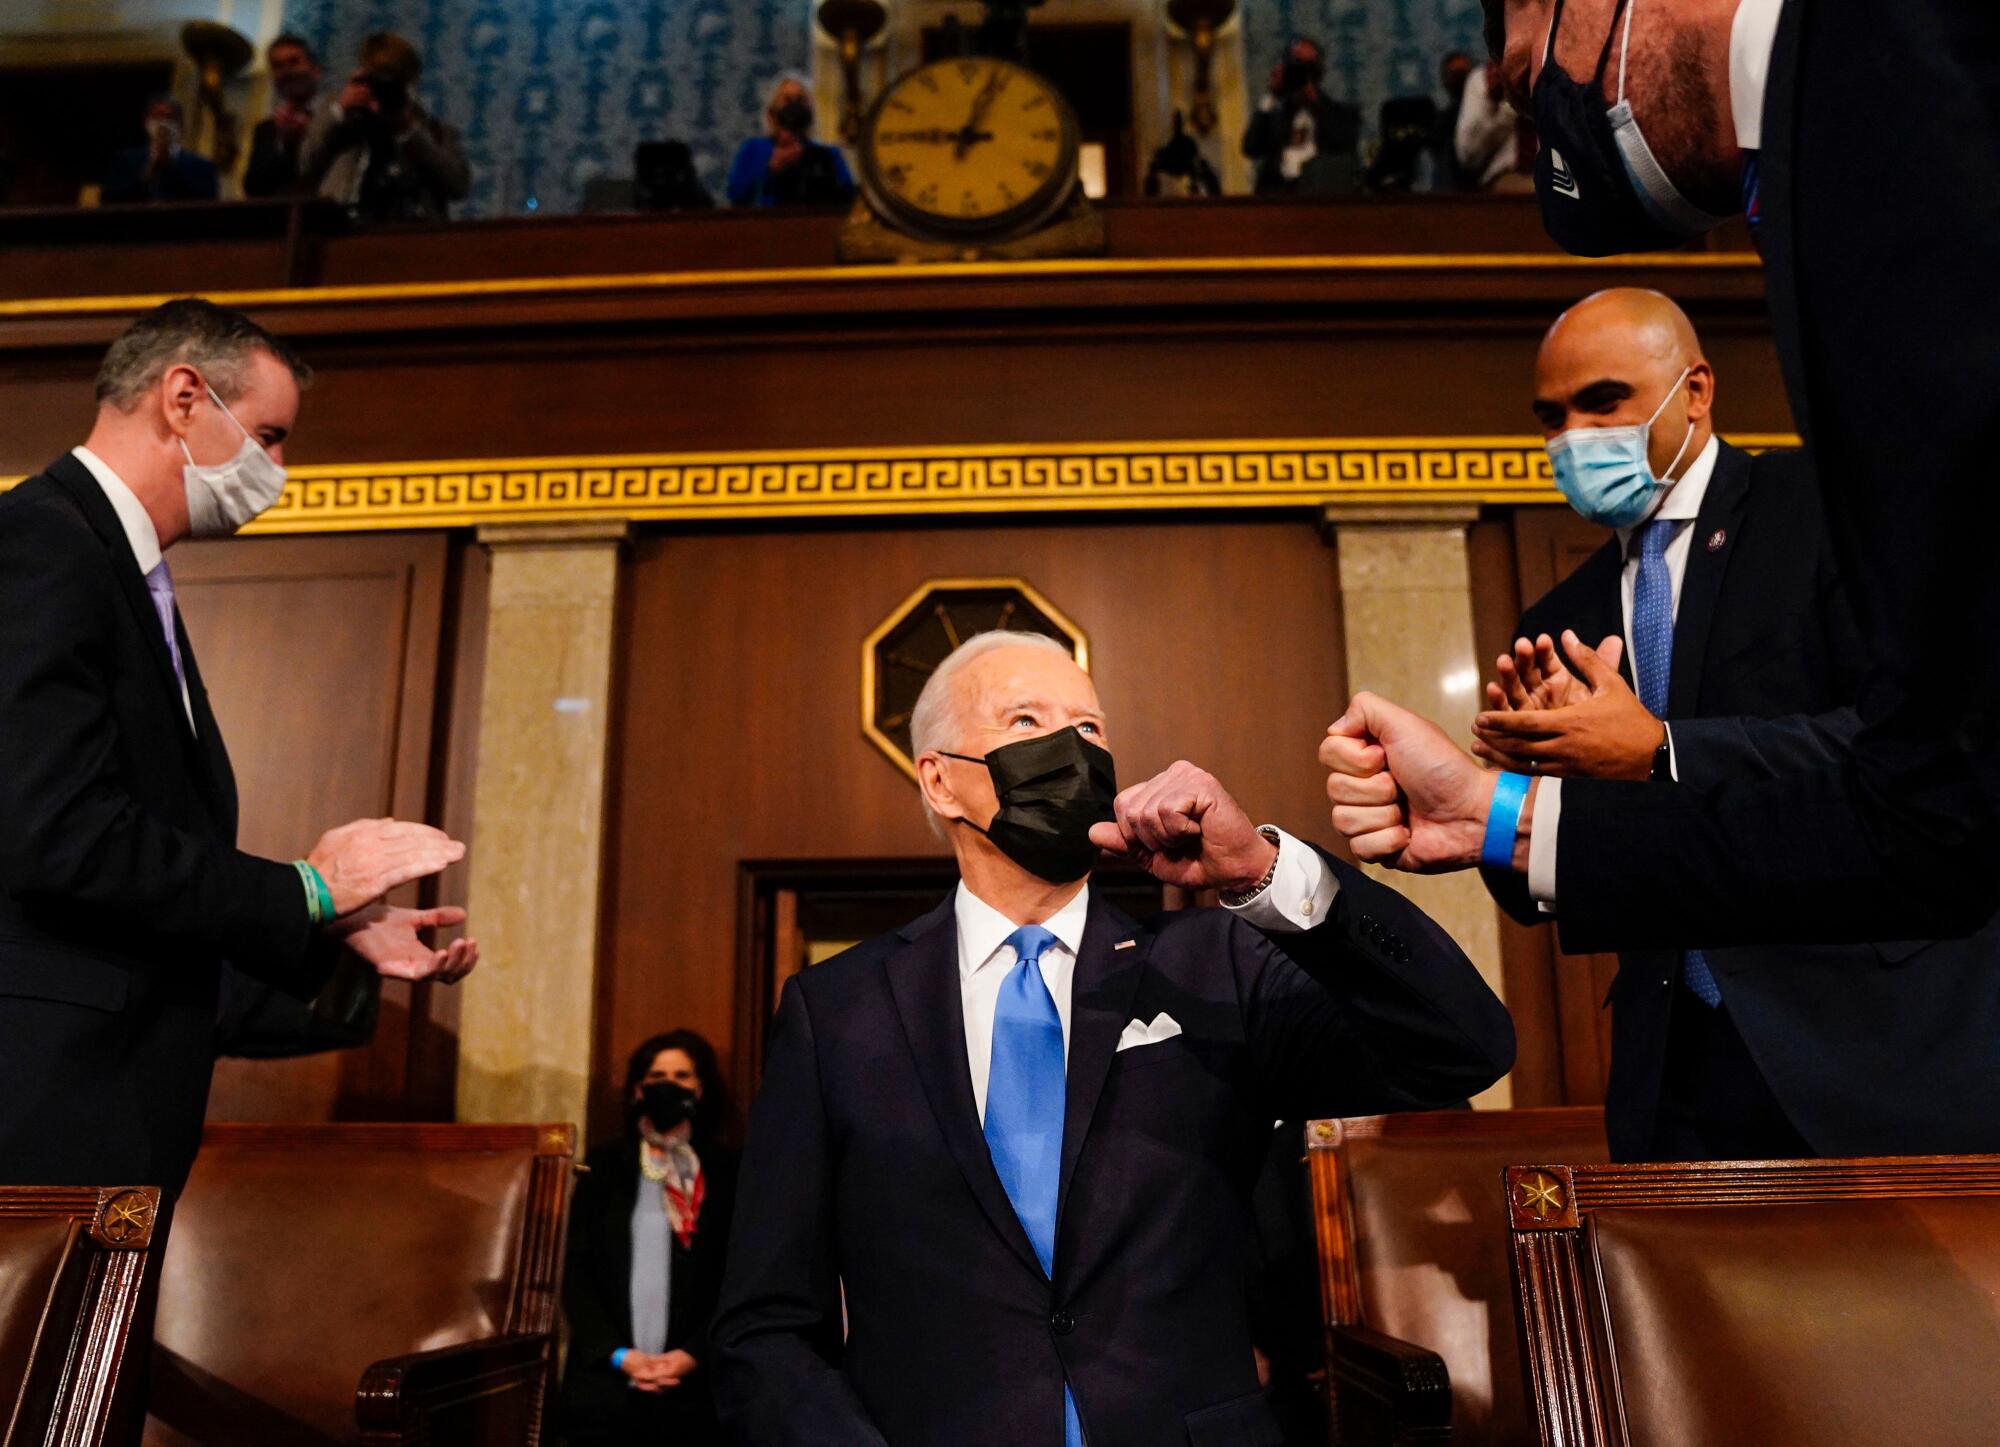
[
  {"left": 1648, "top": 727, "right": 1673, "bottom": 783},
  {"left": 1221, "top": 826, "right": 1284, "bottom": 906}
]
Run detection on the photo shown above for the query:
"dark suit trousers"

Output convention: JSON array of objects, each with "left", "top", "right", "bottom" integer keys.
[{"left": 1648, "top": 988, "right": 1814, "bottom": 1163}]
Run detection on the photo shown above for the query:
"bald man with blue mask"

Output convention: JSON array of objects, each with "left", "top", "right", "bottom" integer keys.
[{"left": 1442, "top": 288, "right": 2000, "bottom": 1163}]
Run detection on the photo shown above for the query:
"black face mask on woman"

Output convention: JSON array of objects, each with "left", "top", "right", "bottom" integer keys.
[
  {"left": 942, "top": 726, "right": 1117, "bottom": 884},
  {"left": 1533, "top": 0, "right": 1727, "bottom": 256},
  {"left": 639, "top": 1080, "right": 698, "bottom": 1133}
]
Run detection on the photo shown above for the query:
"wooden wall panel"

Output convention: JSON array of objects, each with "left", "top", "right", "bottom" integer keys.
[
  {"left": 601, "top": 513, "right": 1351, "bottom": 1135},
  {"left": 169, "top": 533, "right": 454, "bottom": 1122}
]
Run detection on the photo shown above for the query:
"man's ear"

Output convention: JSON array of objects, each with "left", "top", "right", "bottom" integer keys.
[
  {"left": 159, "top": 364, "right": 203, "bottom": 437},
  {"left": 916, "top": 753, "right": 964, "bottom": 825},
  {"left": 1684, "top": 360, "right": 1716, "bottom": 424}
]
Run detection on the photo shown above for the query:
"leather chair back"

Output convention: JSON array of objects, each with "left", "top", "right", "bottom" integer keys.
[
  {"left": 1507, "top": 1155, "right": 2000, "bottom": 1447},
  {"left": 0, "top": 1185, "right": 160, "bottom": 1447},
  {"left": 142, "top": 1123, "right": 572, "bottom": 1447},
  {"left": 1308, "top": 1108, "right": 1608, "bottom": 1444}
]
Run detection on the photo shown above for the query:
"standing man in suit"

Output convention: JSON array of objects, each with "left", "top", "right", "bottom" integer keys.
[
  {"left": 1325, "top": 0, "right": 2000, "bottom": 950},
  {"left": 714, "top": 631, "right": 1513, "bottom": 1447},
  {"left": 1472, "top": 289, "right": 2000, "bottom": 1160},
  {"left": 0, "top": 298, "right": 478, "bottom": 1203}
]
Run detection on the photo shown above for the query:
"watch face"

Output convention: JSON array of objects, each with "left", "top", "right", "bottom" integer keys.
[{"left": 860, "top": 57, "right": 1079, "bottom": 238}]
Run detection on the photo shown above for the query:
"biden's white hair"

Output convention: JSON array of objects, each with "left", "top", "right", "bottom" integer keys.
[{"left": 909, "top": 629, "right": 1073, "bottom": 835}]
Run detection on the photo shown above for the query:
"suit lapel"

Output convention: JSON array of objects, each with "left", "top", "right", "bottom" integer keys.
[
  {"left": 177, "top": 615, "right": 239, "bottom": 835},
  {"left": 46, "top": 457, "right": 219, "bottom": 801},
  {"left": 1573, "top": 543, "right": 1635, "bottom": 691},
  {"left": 884, "top": 899, "right": 1046, "bottom": 1279},
  {"left": 1054, "top": 897, "right": 1150, "bottom": 1233},
  {"left": 1669, "top": 444, "right": 1751, "bottom": 718}
]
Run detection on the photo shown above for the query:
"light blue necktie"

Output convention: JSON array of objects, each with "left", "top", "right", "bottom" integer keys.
[
  {"left": 143, "top": 561, "right": 188, "bottom": 698},
  {"left": 1632, "top": 519, "right": 1722, "bottom": 1008},
  {"left": 984, "top": 924, "right": 1083, "bottom": 1447}
]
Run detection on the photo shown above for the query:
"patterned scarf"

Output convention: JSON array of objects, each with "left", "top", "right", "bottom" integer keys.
[{"left": 642, "top": 1138, "right": 705, "bottom": 1250}]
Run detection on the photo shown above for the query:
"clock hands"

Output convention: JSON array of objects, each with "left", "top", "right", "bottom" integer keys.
[
  {"left": 879, "top": 126, "right": 994, "bottom": 147},
  {"left": 954, "top": 69, "right": 1007, "bottom": 159}
]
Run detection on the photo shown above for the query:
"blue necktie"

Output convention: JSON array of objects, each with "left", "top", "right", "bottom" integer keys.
[
  {"left": 144, "top": 561, "right": 188, "bottom": 698},
  {"left": 984, "top": 924, "right": 1083, "bottom": 1447},
  {"left": 1632, "top": 519, "right": 1723, "bottom": 1008}
]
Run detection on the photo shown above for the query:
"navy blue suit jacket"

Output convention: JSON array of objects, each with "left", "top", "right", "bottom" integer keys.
[
  {"left": 713, "top": 852, "right": 1512, "bottom": 1447},
  {"left": 1487, "top": 443, "right": 2000, "bottom": 1159}
]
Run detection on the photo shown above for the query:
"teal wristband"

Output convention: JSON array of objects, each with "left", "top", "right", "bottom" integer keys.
[
  {"left": 294, "top": 860, "right": 335, "bottom": 925},
  {"left": 1481, "top": 772, "right": 1531, "bottom": 871},
  {"left": 611, "top": 1348, "right": 630, "bottom": 1370}
]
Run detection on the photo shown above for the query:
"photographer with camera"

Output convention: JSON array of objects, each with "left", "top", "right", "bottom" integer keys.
[
  {"left": 299, "top": 31, "right": 469, "bottom": 223},
  {"left": 725, "top": 73, "right": 855, "bottom": 209},
  {"left": 1242, "top": 37, "right": 1360, "bottom": 196}
]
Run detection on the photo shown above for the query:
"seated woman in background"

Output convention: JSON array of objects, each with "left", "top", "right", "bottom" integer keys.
[
  {"left": 562, "top": 1030, "right": 740, "bottom": 1447},
  {"left": 726, "top": 73, "right": 856, "bottom": 208}
]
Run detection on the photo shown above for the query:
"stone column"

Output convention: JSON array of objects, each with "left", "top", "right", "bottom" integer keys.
[
  {"left": 1328, "top": 506, "right": 1513, "bottom": 1108},
  {"left": 456, "top": 522, "right": 629, "bottom": 1127}
]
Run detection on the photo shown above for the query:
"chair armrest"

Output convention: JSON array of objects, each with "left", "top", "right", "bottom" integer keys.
[
  {"left": 356, "top": 1331, "right": 551, "bottom": 1445},
  {"left": 1326, "top": 1322, "right": 1452, "bottom": 1447}
]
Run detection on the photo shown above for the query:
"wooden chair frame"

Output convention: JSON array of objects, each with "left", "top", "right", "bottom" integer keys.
[
  {"left": 163, "top": 1123, "right": 575, "bottom": 1447},
  {"left": 1505, "top": 1154, "right": 2000, "bottom": 1447},
  {"left": 0, "top": 1184, "right": 161, "bottom": 1447},
  {"left": 1306, "top": 1108, "right": 1607, "bottom": 1447}
]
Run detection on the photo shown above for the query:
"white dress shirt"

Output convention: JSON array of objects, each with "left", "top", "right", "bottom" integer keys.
[
  {"left": 1528, "top": 437, "right": 1722, "bottom": 905},
  {"left": 957, "top": 828, "right": 1336, "bottom": 1121},
  {"left": 1730, "top": 0, "right": 1785, "bottom": 151},
  {"left": 71, "top": 445, "right": 192, "bottom": 726}
]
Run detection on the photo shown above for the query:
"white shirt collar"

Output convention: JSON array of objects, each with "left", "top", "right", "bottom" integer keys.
[
  {"left": 1617, "top": 433, "right": 1719, "bottom": 549},
  {"left": 954, "top": 880, "right": 1090, "bottom": 979},
  {"left": 1730, "top": 0, "right": 1784, "bottom": 150},
  {"left": 71, "top": 446, "right": 164, "bottom": 575}
]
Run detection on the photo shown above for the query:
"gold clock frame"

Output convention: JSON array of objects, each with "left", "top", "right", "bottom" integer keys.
[{"left": 860, "top": 575, "right": 1091, "bottom": 782}]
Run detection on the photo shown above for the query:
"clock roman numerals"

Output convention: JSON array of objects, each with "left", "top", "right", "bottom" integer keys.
[
  {"left": 1020, "top": 94, "right": 1048, "bottom": 112},
  {"left": 1022, "top": 159, "right": 1050, "bottom": 180}
]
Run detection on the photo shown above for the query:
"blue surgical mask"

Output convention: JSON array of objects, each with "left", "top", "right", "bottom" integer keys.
[{"left": 1546, "top": 367, "right": 1695, "bottom": 528}]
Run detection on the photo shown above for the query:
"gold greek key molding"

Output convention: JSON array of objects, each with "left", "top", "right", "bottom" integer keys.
[{"left": 2, "top": 434, "right": 1801, "bottom": 533}]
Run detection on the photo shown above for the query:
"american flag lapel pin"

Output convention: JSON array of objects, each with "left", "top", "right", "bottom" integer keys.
[{"left": 1114, "top": 939, "right": 1136, "bottom": 951}]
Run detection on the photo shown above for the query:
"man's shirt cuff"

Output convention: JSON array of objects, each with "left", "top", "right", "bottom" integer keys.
[
  {"left": 1224, "top": 827, "right": 1337, "bottom": 932},
  {"left": 1528, "top": 777, "right": 1562, "bottom": 912}
]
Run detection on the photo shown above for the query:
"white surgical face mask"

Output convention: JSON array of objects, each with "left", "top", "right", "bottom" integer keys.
[
  {"left": 1545, "top": 366, "right": 1695, "bottom": 528},
  {"left": 179, "top": 383, "right": 287, "bottom": 538}
]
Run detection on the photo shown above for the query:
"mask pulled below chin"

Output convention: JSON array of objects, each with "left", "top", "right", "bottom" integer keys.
[{"left": 945, "top": 725, "right": 1118, "bottom": 884}]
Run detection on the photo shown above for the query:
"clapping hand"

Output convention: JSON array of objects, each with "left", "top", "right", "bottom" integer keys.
[
  {"left": 332, "top": 904, "right": 478, "bottom": 984},
  {"left": 307, "top": 818, "right": 466, "bottom": 916},
  {"left": 1473, "top": 629, "right": 1663, "bottom": 781},
  {"left": 1087, "top": 761, "right": 1277, "bottom": 894}
]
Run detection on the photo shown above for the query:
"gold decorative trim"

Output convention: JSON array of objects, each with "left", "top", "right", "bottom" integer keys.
[
  {"left": 1, "top": 434, "right": 1801, "bottom": 533},
  {"left": 861, "top": 576, "right": 1091, "bottom": 783},
  {"left": 0, "top": 250, "right": 1762, "bottom": 320}
]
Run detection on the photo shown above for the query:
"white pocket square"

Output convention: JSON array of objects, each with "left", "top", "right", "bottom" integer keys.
[{"left": 1115, "top": 1012, "right": 1183, "bottom": 1053}]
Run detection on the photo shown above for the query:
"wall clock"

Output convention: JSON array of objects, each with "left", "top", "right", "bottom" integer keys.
[
  {"left": 841, "top": 56, "right": 1104, "bottom": 262},
  {"left": 861, "top": 577, "right": 1089, "bottom": 781}
]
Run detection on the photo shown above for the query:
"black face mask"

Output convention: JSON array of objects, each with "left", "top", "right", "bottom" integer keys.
[
  {"left": 639, "top": 1080, "right": 698, "bottom": 1133},
  {"left": 775, "top": 99, "right": 813, "bottom": 135},
  {"left": 1532, "top": 0, "right": 1726, "bottom": 256},
  {"left": 943, "top": 726, "right": 1117, "bottom": 884}
]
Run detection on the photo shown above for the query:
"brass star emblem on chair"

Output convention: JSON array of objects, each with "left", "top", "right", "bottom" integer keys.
[
  {"left": 100, "top": 1191, "right": 153, "bottom": 1244},
  {"left": 1518, "top": 1172, "right": 1565, "bottom": 1219}
]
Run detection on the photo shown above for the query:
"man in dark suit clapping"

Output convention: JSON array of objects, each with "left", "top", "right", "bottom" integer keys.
[
  {"left": 1472, "top": 289, "right": 2000, "bottom": 1162},
  {"left": 0, "top": 299, "right": 478, "bottom": 1204},
  {"left": 714, "top": 631, "right": 1513, "bottom": 1447}
]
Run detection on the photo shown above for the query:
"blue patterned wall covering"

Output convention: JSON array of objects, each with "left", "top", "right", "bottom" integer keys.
[
  {"left": 1239, "top": 0, "right": 1489, "bottom": 131},
  {"left": 278, "top": 0, "right": 1487, "bottom": 218},
  {"left": 281, "top": 0, "right": 809, "bottom": 216}
]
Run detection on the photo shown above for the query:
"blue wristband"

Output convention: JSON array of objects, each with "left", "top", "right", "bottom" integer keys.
[
  {"left": 611, "top": 1347, "right": 630, "bottom": 1370},
  {"left": 1481, "top": 772, "right": 1531, "bottom": 871}
]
